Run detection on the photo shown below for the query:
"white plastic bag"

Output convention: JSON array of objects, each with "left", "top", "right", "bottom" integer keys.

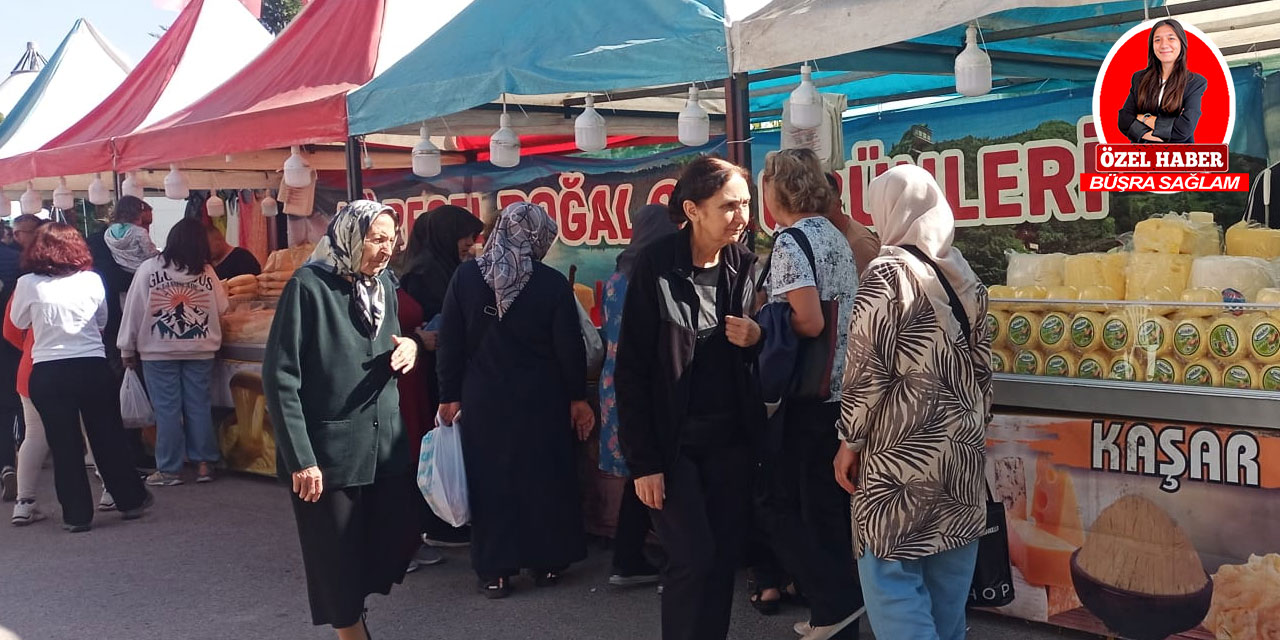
[
  {"left": 417, "top": 412, "right": 470, "bottom": 527},
  {"left": 119, "top": 369, "right": 153, "bottom": 430}
]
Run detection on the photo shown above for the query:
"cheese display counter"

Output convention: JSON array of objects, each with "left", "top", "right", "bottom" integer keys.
[{"left": 982, "top": 214, "right": 1280, "bottom": 640}]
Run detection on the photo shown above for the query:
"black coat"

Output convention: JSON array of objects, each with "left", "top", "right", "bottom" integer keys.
[
  {"left": 614, "top": 226, "right": 766, "bottom": 478},
  {"left": 87, "top": 231, "right": 135, "bottom": 363},
  {"left": 1118, "top": 70, "right": 1208, "bottom": 144}
]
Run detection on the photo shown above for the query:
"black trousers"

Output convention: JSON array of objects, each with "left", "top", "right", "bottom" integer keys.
[
  {"left": 612, "top": 477, "right": 656, "bottom": 574},
  {"left": 761, "top": 401, "right": 863, "bottom": 634},
  {"left": 650, "top": 443, "right": 752, "bottom": 640},
  {"left": 0, "top": 405, "right": 17, "bottom": 470},
  {"left": 29, "top": 357, "right": 147, "bottom": 526}
]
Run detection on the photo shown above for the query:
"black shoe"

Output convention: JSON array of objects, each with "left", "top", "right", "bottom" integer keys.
[
  {"left": 1, "top": 466, "right": 15, "bottom": 502},
  {"left": 120, "top": 490, "right": 155, "bottom": 520},
  {"left": 479, "top": 577, "right": 513, "bottom": 599},
  {"left": 534, "top": 570, "right": 563, "bottom": 588},
  {"left": 62, "top": 522, "right": 91, "bottom": 533}
]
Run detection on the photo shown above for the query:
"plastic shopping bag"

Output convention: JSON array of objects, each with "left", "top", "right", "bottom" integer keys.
[
  {"left": 417, "top": 412, "right": 470, "bottom": 527},
  {"left": 119, "top": 369, "right": 154, "bottom": 430}
]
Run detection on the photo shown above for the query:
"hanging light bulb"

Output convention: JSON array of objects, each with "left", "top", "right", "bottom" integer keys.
[
  {"left": 575, "top": 94, "right": 607, "bottom": 152},
  {"left": 206, "top": 187, "right": 225, "bottom": 218},
  {"left": 489, "top": 109, "right": 521, "bottom": 168},
  {"left": 52, "top": 177, "right": 74, "bottom": 210},
  {"left": 678, "top": 86, "right": 710, "bottom": 147},
  {"left": 282, "top": 145, "right": 311, "bottom": 188},
  {"left": 260, "top": 190, "right": 279, "bottom": 218},
  {"left": 88, "top": 173, "right": 112, "bottom": 205},
  {"left": 412, "top": 124, "right": 442, "bottom": 178},
  {"left": 955, "top": 25, "right": 992, "bottom": 97},
  {"left": 19, "top": 182, "right": 42, "bottom": 215},
  {"left": 788, "top": 64, "right": 823, "bottom": 130},
  {"left": 122, "top": 173, "right": 144, "bottom": 199},
  {"left": 164, "top": 164, "right": 190, "bottom": 200},
  {"left": 362, "top": 140, "right": 374, "bottom": 170}
]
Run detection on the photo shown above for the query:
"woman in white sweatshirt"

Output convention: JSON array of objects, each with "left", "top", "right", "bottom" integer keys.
[{"left": 118, "top": 219, "right": 229, "bottom": 487}]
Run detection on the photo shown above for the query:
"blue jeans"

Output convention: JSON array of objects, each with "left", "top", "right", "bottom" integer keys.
[
  {"left": 142, "top": 359, "right": 219, "bottom": 473},
  {"left": 857, "top": 541, "right": 979, "bottom": 640}
]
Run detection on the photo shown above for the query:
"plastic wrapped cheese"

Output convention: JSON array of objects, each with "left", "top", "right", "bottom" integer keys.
[
  {"left": 1077, "top": 353, "right": 1106, "bottom": 379},
  {"left": 1078, "top": 285, "right": 1121, "bottom": 312},
  {"left": 1134, "top": 213, "right": 1221, "bottom": 255},
  {"left": 1173, "top": 316, "right": 1210, "bottom": 361},
  {"left": 1044, "top": 286, "right": 1079, "bottom": 312},
  {"left": 1013, "top": 349, "right": 1045, "bottom": 376},
  {"left": 1183, "top": 361, "right": 1221, "bottom": 386},
  {"left": 1044, "top": 352, "right": 1077, "bottom": 377},
  {"left": 1101, "top": 314, "right": 1134, "bottom": 352},
  {"left": 1071, "top": 312, "right": 1104, "bottom": 351},
  {"left": 1135, "top": 316, "right": 1175, "bottom": 356},
  {"left": 1223, "top": 362, "right": 1261, "bottom": 390},
  {"left": 1189, "top": 256, "right": 1276, "bottom": 301},
  {"left": 1261, "top": 365, "right": 1280, "bottom": 391},
  {"left": 1257, "top": 288, "right": 1280, "bottom": 320},
  {"left": 1013, "top": 286, "right": 1050, "bottom": 312},
  {"left": 991, "top": 348, "right": 1013, "bottom": 374},
  {"left": 1180, "top": 288, "right": 1224, "bottom": 318},
  {"left": 1064, "top": 253, "right": 1128, "bottom": 296},
  {"left": 1107, "top": 355, "right": 1139, "bottom": 382},
  {"left": 1209, "top": 315, "right": 1249, "bottom": 361},
  {"left": 1225, "top": 221, "right": 1280, "bottom": 259},
  {"left": 986, "top": 311, "right": 1009, "bottom": 349},
  {"left": 1006, "top": 253, "right": 1065, "bottom": 288},
  {"left": 1008, "top": 311, "right": 1041, "bottom": 350},
  {"left": 988, "top": 285, "right": 1015, "bottom": 311},
  {"left": 1146, "top": 357, "right": 1180, "bottom": 384},
  {"left": 1248, "top": 316, "right": 1280, "bottom": 364},
  {"left": 1038, "top": 312, "right": 1070, "bottom": 353},
  {"left": 1125, "top": 253, "right": 1193, "bottom": 301}
]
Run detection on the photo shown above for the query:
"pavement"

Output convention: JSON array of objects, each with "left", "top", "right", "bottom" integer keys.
[{"left": 0, "top": 470, "right": 1103, "bottom": 640}]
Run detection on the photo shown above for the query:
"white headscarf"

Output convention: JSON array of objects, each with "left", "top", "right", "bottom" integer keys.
[
  {"left": 867, "top": 164, "right": 983, "bottom": 326},
  {"left": 307, "top": 200, "right": 396, "bottom": 335}
]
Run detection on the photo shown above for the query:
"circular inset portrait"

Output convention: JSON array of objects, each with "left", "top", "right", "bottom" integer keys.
[{"left": 1092, "top": 18, "right": 1234, "bottom": 145}]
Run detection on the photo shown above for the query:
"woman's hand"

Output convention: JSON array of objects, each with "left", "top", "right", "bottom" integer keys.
[
  {"left": 292, "top": 466, "right": 324, "bottom": 502},
  {"left": 834, "top": 447, "right": 859, "bottom": 496},
  {"left": 634, "top": 473, "right": 666, "bottom": 510},
  {"left": 1141, "top": 131, "right": 1164, "bottom": 142},
  {"left": 414, "top": 327, "right": 439, "bottom": 352},
  {"left": 390, "top": 335, "right": 418, "bottom": 373},
  {"left": 121, "top": 355, "right": 139, "bottom": 370},
  {"left": 439, "top": 402, "right": 461, "bottom": 426},
  {"left": 724, "top": 315, "right": 762, "bottom": 348},
  {"left": 570, "top": 400, "right": 594, "bottom": 441}
]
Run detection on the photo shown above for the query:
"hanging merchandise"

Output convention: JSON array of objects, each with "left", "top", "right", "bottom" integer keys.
[
  {"left": 489, "top": 101, "right": 521, "bottom": 168},
  {"left": 19, "top": 182, "right": 41, "bottom": 214},
  {"left": 678, "top": 86, "right": 709, "bottom": 147},
  {"left": 283, "top": 146, "right": 312, "bottom": 188},
  {"left": 412, "top": 124, "right": 442, "bottom": 177},
  {"left": 88, "top": 174, "right": 112, "bottom": 205},
  {"left": 164, "top": 164, "right": 190, "bottom": 200},
  {"left": 261, "top": 190, "right": 279, "bottom": 217},
  {"left": 207, "top": 188, "right": 226, "bottom": 218},
  {"left": 52, "top": 177, "right": 74, "bottom": 211},
  {"left": 575, "top": 94, "right": 607, "bottom": 152},
  {"left": 788, "top": 64, "right": 822, "bottom": 130},
  {"left": 122, "top": 173, "right": 144, "bottom": 199},
  {"left": 955, "top": 24, "right": 992, "bottom": 97}
]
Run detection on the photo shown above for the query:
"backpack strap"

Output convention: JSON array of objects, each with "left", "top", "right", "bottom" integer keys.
[
  {"left": 758, "top": 226, "right": 819, "bottom": 291},
  {"left": 899, "top": 245, "right": 971, "bottom": 346}
]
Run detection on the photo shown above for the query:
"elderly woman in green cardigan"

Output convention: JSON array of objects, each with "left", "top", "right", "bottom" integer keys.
[{"left": 264, "top": 201, "right": 420, "bottom": 640}]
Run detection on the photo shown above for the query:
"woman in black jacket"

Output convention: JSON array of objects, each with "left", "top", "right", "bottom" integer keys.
[
  {"left": 616, "top": 156, "right": 766, "bottom": 640},
  {"left": 1117, "top": 18, "right": 1207, "bottom": 144}
]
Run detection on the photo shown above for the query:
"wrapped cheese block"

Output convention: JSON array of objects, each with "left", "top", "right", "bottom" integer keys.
[
  {"left": 1135, "top": 315, "right": 1175, "bottom": 356},
  {"left": 1184, "top": 361, "right": 1221, "bottom": 386},
  {"left": 991, "top": 349, "right": 1013, "bottom": 374},
  {"left": 1257, "top": 288, "right": 1280, "bottom": 320},
  {"left": 1101, "top": 313, "right": 1134, "bottom": 352},
  {"left": 1189, "top": 256, "right": 1276, "bottom": 301},
  {"left": 1262, "top": 365, "right": 1280, "bottom": 391},
  {"left": 1006, "top": 253, "right": 1065, "bottom": 288},
  {"left": 1044, "top": 352, "right": 1077, "bottom": 377},
  {"left": 1064, "top": 253, "right": 1128, "bottom": 297},
  {"left": 1146, "top": 357, "right": 1180, "bottom": 384},
  {"left": 1139, "top": 286, "right": 1180, "bottom": 303},
  {"left": 1043, "top": 285, "right": 1079, "bottom": 312},
  {"left": 1187, "top": 211, "right": 1223, "bottom": 255},
  {"left": 1077, "top": 353, "right": 1106, "bottom": 379},
  {"left": 1013, "top": 349, "right": 1045, "bottom": 376},
  {"left": 1225, "top": 221, "right": 1280, "bottom": 259},
  {"left": 1078, "top": 285, "right": 1121, "bottom": 312},
  {"left": 1038, "top": 312, "right": 1070, "bottom": 353},
  {"left": 1071, "top": 312, "right": 1104, "bottom": 351},
  {"left": 1134, "top": 213, "right": 1221, "bottom": 255},
  {"left": 1179, "top": 287, "right": 1223, "bottom": 318},
  {"left": 1013, "top": 286, "right": 1049, "bottom": 312},
  {"left": 1008, "top": 312, "right": 1041, "bottom": 350},
  {"left": 1223, "top": 362, "right": 1261, "bottom": 390},
  {"left": 987, "top": 311, "right": 1010, "bottom": 349},
  {"left": 1209, "top": 315, "right": 1249, "bottom": 361},
  {"left": 1125, "top": 253, "right": 1193, "bottom": 301},
  {"left": 988, "top": 285, "right": 1015, "bottom": 311},
  {"left": 1248, "top": 316, "right": 1280, "bottom": 364},
  {"left": 1172, "top": 316, "right": 1210, "bottom": 361},
  {"left": 1108, "top": 355, "right": 1139, "bottom": 382}
]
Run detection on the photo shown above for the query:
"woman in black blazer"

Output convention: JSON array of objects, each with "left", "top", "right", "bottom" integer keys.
[{"left": 1117, "top": 18, "right": 1207, "bottom": 144}]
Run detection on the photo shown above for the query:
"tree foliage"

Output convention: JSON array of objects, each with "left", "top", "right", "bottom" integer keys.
[{"left": 259, "top": 0, "right": 303, "bottom": 35}]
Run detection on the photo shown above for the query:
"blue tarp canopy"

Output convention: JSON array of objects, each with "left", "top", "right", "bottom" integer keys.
[{"left": 347, "top": 0, "right": 731, "bottom": 136}]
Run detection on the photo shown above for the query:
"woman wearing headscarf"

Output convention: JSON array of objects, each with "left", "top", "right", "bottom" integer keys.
[
  {"left": 437, "top": 202, "right": 593, "bottom": 599},
  {"left": 598, "top": 204, "right": 676, "bottom": 587},
  {"left": 834, "top": 165, "right": 992, "bottom": 640},
  {"left": 397, "top": 206, "right": 483, "bottom": 563},
  {"left": 264, "top": 201, "right": 420, "bottom": 640}
]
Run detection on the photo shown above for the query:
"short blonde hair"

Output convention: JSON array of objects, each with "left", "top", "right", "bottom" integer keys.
[{"left": 762, "top": 148, "right": 833, "bottom": 215}]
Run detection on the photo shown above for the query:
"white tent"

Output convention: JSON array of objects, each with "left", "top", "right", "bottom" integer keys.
[{"left": 0, "top": 42, "right": 46, "bottom": 118}]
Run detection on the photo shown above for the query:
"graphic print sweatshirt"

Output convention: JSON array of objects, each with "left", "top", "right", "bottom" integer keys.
[{"left": 118, "top": 256, "right": 229, "bottom": 361}]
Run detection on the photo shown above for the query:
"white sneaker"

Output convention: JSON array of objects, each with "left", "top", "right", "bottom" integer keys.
[
  {"left": 11, "top": 499, "right": 45, "bottom": 526},
  {"left": 98, "top": 491, "right": 116, "bottom": 511},
  {"left": 794, "top": 621, "right": 812, "bottom": 636},
  {"left": 800, "top": 607, "right": 865, "bottom": 640}
]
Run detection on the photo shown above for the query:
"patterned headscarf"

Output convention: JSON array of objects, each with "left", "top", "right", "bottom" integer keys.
[
  {"left": 308, "top": 200, "right": 397, "bottom": 334},
  {"left": 475, "top": 202, "right": 558, "bottom": 319}
]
